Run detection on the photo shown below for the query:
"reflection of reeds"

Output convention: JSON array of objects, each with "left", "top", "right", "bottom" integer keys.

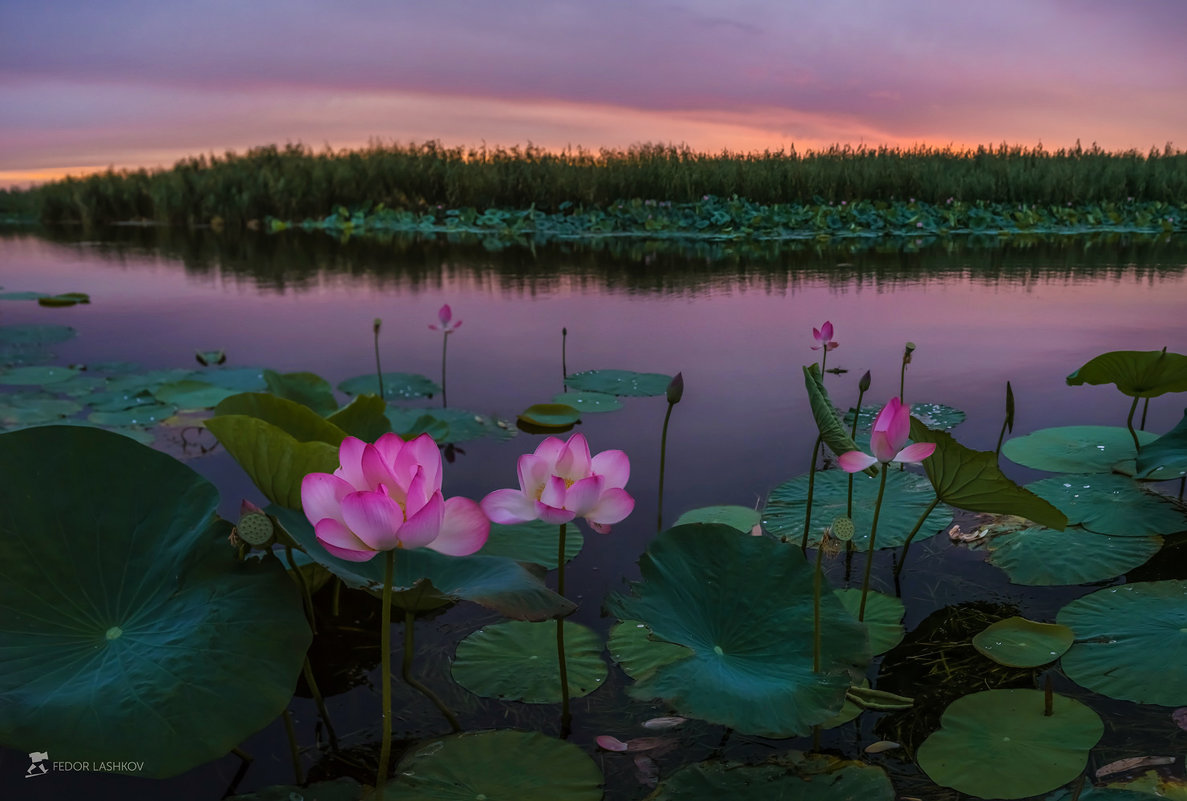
[{"left": 9, "top": 141, "right": 1187, "bottom": 226}]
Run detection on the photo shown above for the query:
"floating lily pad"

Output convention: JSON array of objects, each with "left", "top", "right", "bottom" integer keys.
[
  {"left": 386, "top": 406, "right": 514, "bottom": 444},
  {"left": 1058, "top": 580, "right": 1187, "bottom": 706},
  {"left": 972, "top": 617, "right": 1074, "bottom": 667},
  {"left": 606, "top": 524, "right": 870, "bottom": 738},
  {"left": 917, "top": 689, "right": 1103, "bottom": 799},
  {"left": 1027, "top": 474, "right": 1187, "bottom": 537},
  {"left": 87, "top": 402, "right": 176, "bottom": 427},
  {"left": 551, "top": 390, "right": 623, "bottom": 413},
  {"left": 1067, "top": 349, "right": 1187, "bottom": 397},
  {"left": 0, "top": 291, "right": 48, "bottom": 301},
  {"left": 648, "top": 752, "right": 894, "bottom": 801},
  {"left": 386, "top": 408, "right": 452, "bottom": 441},
  {"left": 0, "top": 323, "right": 76, "bottom": 345},
  {"left": 763, "top": 470, "right": 951, "bottom": 549},
  {"left": 607, "top": 620, "right": 694, "bottom": 679},
  {"left": 0, "top": 396, "right": 82, "bottom": 425},
  {"left": 154, "top": 379, "right": 240, "bottom": 409},
  {"left": 674, "top": 505, "right": 761, "bottom": 534},
  {"left": 479, "top": 519, "right": 584, "bottom": 568},
  {"left": 1002, "top": 426, "right": 1157, "bottom": 473},
  {"left": 564, "top": 369, "right": 673, "bottom": 397},
  {"left": 382, "top": 730, "right": 602, "bottom": 801},
  {"left": 1136, "top": 407, "right": 1187, "bottom": 478},
  {"left": 0, "top": 364, "right": 80, "bottom": 386},
  {"left": 0, "top": 426, "right": 312, "bottom": 778},
  {"left": 338, "top": 371, "right": 440, "bottom": 400},
  {"left": 88, "top": 387, "right": 161, "bottom": 411},
  {"left": 835, "top": 589, "right": 905, "bottom": 655},
  {"left": 846, "top": 402, "right": 966, "bottom": 431},
  {"left": 196, "top": 366, "right": 268, "bottom": 392},
  {"left": 986, "top": 526, "right": 1163, "bottom": 585},
  {"left": 37, "top": 292, "right": 90, "bottom": 307},
  {"left": 272, "top": 506, "right": 574, "bottom": 621},
  {"left": 263, "top": 369, "right": 338, "bottom": 416},
  {"left": 1047, "top": 787, "right": 1166, "bottom": 801},
  {"left": 518, "top": 402, "right": 581, "bottom": 428},
  {"left": 47, "top": 373, "right": 105, "bottom": 396},
  {"left": 452, "top": 620, "right": 607, "bottom": 702}
]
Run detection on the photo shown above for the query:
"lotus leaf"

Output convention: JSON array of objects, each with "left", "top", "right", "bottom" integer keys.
[
  {"left": 1105, "top": 771, "right": 1187, "bottom": 799},
  {"left": 0, "top": 364, "right": 80, "bottom": 386},
  {"left": 385, "top": 406, "right": 514, "bottom": 444},
  {"left": 972, "top": 616, "right": 1074, "bottom": 667},
  {"left": 153, "top": 379, "right": 240, "bottom": 409},
  {"left": 324, "top": 392, "right": 391, "bottom": 440},
  {"left": 271, "top": 506, "right": 574, "bottom": 621},
  {"left": 804, "top": 364, "right": 874, "bottom": 476},
  {"left": 1067, "top": 349, "right": 1187, "bottom": 397},
  {"left": 607, "top": 620, "right": 695, "bottom": 679},
  {"left": 1003, "top": 425, "right": 1158, "bottom": 473},
  {"left": 674, "top": 505, "right": 761, "bottom": 534},
  {"left": 383, "top": 730, "right": 602, "bottom": 801},
  {"left": 0, "top": 323, "right": 76, "bottom": 345},
  {"left": 987, "top": 526, "right": 1163, "bottom": 585},
  {"left": 214, "top": 392, "right": 347, "bottom": 446},
  {"left": 387, "top": 409, "right": 451, "bottom": 441},
  {"left": 0, "top": 426, "right": 312, "bottom": 778},
  {"left": 1047, "top": 787, "right": 1166, "bottom": 801},
  {"left": 647, "top": 752, "right": 894, "bottom": 801},
  {"left": 917, "top": 689, "right": 1103, "bottom": 799},
  {"left": 194, "top": 366, "right": 268, "bottom": 392},
  {"left": 763, "top": 470, "right": 951, "bottom": 549},
  {"left": 1027, "top": 474, "right": 1186, "bottom": 536},
  {"left": 606, "top": 524, "right": 870, "bottom": 737},
  {"left": 205, "top": 415, "right": 340, "bottom": 508},
  {"left": 518, "top": 402, "right": 581, "bottom": 428},
  {"left": 338, "top": 371, "right": 440, "bottom": 400},
  {"left": 478, "top": 519, "right": 584, "bottom": 568},
  {"left": 0, "top": 396, "right": 82, "bottom": 425},
  {"left": 834, "top": 589, "right": 905, "bottom": 655},
  {"left": 263, "top": 369, "right": 339, "bottom": 416},
  {"left": 1136, "top": 407, "right": 1187, "bottom": 478},
  {"left": 1058, "top": 580, "right": 1187, "bottom": 706},
  {"left": 910, "top": 418, "right": 1067, "bottom": 528},
  {"left": 551, "top": 390, "right": 623, "bottom": 412},
  {"left": 846, "top": 401, "right": 966, "bottom": 431},
  {"left": 87, "top": 401, "right": 176, "bottom": 426},
  {"left": 452, "top": 621, "right": 607, "bottom": 702},
  {"left": 564, "top": 368, "right": 673, "bottom": 397},
  {"left": 0, "top": 291, "right": 48, "bottom": 301}
]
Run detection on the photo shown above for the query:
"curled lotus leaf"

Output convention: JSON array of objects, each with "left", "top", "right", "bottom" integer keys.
[{"left": 1066, "top": 349, "right": 1187, "bottom": 397}]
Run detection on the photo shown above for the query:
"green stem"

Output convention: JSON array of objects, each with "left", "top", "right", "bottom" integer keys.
[
  {"left": 302, "top": 657, "right": 339, "bottom": 751},
  {"left": 847, "top": 385, "right": 867, "bottom": 518},
  {"left": 995, "top": 416, "right": 1009, "bottom": 457},
  {"left": 813, "top": 540, "right": 824, "bottom": 673},
  {"left": 1140, "top": 397, "right": 1150, "bottom": 430},
  {"left": 376, "top": 550, "right": 395, "bottom": 800},
  {"left": 556, "top": 522, "right": 572, "bottom": 738},
  {"left": 231, "top": 747, "right": 253, "bottom": 763},
  {"left": 374, "top": 326, "right": 384, "bottom": 399},
  {"left": 561, "top": 327, "right": 568, "bottom": 390},
  {"left": 820, "top": 347, "right": 828, "bottom": 375},
  {"left": 894, "top": 497, "right": 942, "bottom": 578},
  {"left": 402, "top": 610, "right": 461, "bottom": 732},
  {"left": 440, "top": 333, "right": 449, "bottom": 408},
  {"left": 858, "top": 468, "right": 890, "bottom": 621},
  {"left": 799, "top": 435, "right": 823, "bottom": 552},
  {"left": 1125, "top": 395, "right": 1141, "bottom": 454},
  {"left": 657, "top": 402, "right": 674, "bottom": 533},
  {"left": 331, "top": 577, "right": 342, "bottom": 617},
  {"left": 284, "top": 545, "right": 317, "bottom": 635},
  {"left": 282, "top": 708, "right": 304, "bottom": 784}
]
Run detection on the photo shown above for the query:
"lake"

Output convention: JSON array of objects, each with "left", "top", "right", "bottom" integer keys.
[{"left": 2, "top": 227, "right": 1186, "bottom": 800}]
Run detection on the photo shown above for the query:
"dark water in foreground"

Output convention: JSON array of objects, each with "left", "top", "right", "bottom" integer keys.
[{"left": 2, "top": 228, "right": 1186, "bottom": 800}]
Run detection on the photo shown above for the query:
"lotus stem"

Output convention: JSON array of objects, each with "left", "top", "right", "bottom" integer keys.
[
  {"left": 230, "top": 747, "right": 253, "bottom": 763},
  {"left": 440, "top": 333, "right": 449, "bottom": 408},
  {"left": 820, "top": 347, "right": 828, "bottom": 375},
  {"left": 1179, "top": 476, "right": 1184, "bottom": 501},
  {"left": 847, "top": 382, "right": 868, "bottom": 519},
  {"left": 282, "top": 708, "right": 304, "bottom": 784},
  {"left": 402, "top": 610, "right": 461, "bottom": 733},
  {"left": 1044, "top": 673, "right": 1054, "bottom": 717},
  {"left": 996, "top": 381, "right": 1014, "bottom": 458},
  {"left": 799, "top": 435, "right": 823, "bottom": 553},
  {"left": 331, "top": 577, "right": 342, "bottom": 617},
  {"left": 1140, "top": 397, "right": 1150, "bottom": 430},
  {"left": 1068, "top": 775, "right": 1087, "bottom": 801},
  {"left": 556, "top": 522, "right": 572, "bottom": 738},
  {"left": 1125, "top": 395, "right": 1142, "bottom": 454},
  {"left": 894, "top": 497, "right": 942, "bottom": 578},
  {"left": 812, "top": 538, "right": 825, "bottom": 674},
  {"left": 284, "top": 545, "right": 317, "bottom": 635},
  {"left": 561, "top": 327, "right": 568, "bottom": 389},
  {"left": 376, "top": 549, "right": 395, "bottom": 799},
  {"left": 373, "top": 318, "right": 384, "bottom": 399},
  {"left": 657, "top": 401, "right": 675, "bottom": 533},
  {"left": 302, "top": 657, "right": 339, "bottom": 751},
  {"left": 858, "top": 468, "right": 890, "bottom": 621}
]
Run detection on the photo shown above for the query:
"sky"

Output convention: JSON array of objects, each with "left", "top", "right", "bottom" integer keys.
[{"left": 1, "top": 0, "right": 1185, "bottom": 187}]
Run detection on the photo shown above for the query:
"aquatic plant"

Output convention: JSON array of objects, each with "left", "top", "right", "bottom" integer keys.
[{"left": 429, "top": 304, "right": 461, "bottom": 407}]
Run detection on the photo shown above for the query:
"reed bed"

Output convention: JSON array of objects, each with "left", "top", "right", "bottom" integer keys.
[{"left": 6, "top": 141, "right": 1186, "bottom": 227}]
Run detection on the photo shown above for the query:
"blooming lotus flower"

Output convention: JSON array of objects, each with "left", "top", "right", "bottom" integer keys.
[
  {"left": 811, "top": 321, "right": 839, "bottom": 351},
  {"left": 428, "top": 304, "right": 462, "bottom": 333},
  {"left": 838, "top": 397, "right": 936, "bottom": 472},
  {"left": 301, "top": 433, "right": 489, "bottom": 562},
  {"left": 481, "top": 433, "right": 634, "bottom": 533}
]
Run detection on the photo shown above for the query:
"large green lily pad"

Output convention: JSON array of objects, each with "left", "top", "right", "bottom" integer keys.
[
  {"left": 1067, "top": 349, "right": 1187, "bottom": 397},
  {"left": 383, "top": 730, "right": 602, "bottom": 800},
  {"left": 385, "top": 406, "right": 515, "bottom": 444},
  {"left": 763, "top": 470, "right": 951, "bottom": 549},
  {"left": 263, "top": 369, "right": 339, "bottom": 416},
  {"left": 478, "top": 519, "right": 584, "bottom": 568},
  {"left": 564, "top": 369, "right": 672, "bottom": 397},
  {"left": 214, "top": 392, "right": 348, "bottom": 446},
  {"left": 606, "top": 524, "right": 870, "bottom": 737},
  {"left": 1136, "top": 407, "right": 1187, "bottom": 478},
  {"left": 0, "top": 426, "right": 312, "bottom": 778},
  {"left": 551, "top": 391, "right": 623, "bottom": 413},
  {"left": 1057, "top": 580, "right": 1187, "bottom": 706},
  {"left": 986, "top": 526, "right": 1163, "bottom": 585},
  {"left": 206, "top": 415, "right": 340, "bottom": 508},
  {"left": 518, "top": 402, "right": 581, "bottom": 428},
  {"left": 272, "top": 506, "right": 574, "bottom": 621},
  {"left": 834, "top": 589, "right": 905, "bottom": 655},
  {"left": 917, "top": 689, "right": 1104, "bottom": 799},
  {"left": 845, "top": 401, "right": 966, "bottom": 431},
  {"left": 0, "top": 395, "right": 82, "bottom": 425},
  {"left": 1002, "top": 426, "right": 1157, "bottom": 473},
  {"left": 648, "top": 752, "right": 894, "bottom": 800},
  {"left": 972, "top": 617, "right": 1074, "bottom": 667},
  {"left": 338, "top": 371, "right": 440, "bottom": 400},
  {"left": 87, "top": 401, "right": 176, "bottom": 426},
  {"left": 153, "top": 379, "right": 240, "bottom": 409},
  {"left": 0, "top": 364, "right": 80, "bottom": 386},
  {"left": 451, "top": 621, "right": 607, "bottom": 702},
  {"left": 607, "top": 620, "right": 694, "bottom": 679},
  {"left": 674, "top": 505, "right": 761, "bottom": 534},
  {"left": 1027, "top": 474, "right": 1187, "bottom": 537}
]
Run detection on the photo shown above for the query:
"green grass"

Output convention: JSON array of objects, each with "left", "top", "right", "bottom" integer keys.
[{"left": 6, "top": 141, "right": 1187, "bottom": 228}]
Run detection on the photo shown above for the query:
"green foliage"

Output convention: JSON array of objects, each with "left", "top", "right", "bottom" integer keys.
[
  {"left": 971, "top": 617, "right": 1074, "bottom": 667},
  {"left": 649, "top": 752, "right": 895, "bottom": 800},
  {"left": 1066, "top": 349, "right": 1187, "bottom": 397},
  {"left": 452, "top": 621, "right": 607, "bottom": 702}
]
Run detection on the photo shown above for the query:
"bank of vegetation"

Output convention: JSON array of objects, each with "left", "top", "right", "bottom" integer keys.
[{"left": 1, "top": 141, "right": 1184, "bottom": 235}]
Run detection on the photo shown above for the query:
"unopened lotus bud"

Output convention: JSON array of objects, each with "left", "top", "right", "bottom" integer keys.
[
  {"left": 666, "top": 372, "right": 684, "bottom": 404},
  {"left": 859, "top": 370, "right": 871, "bottom": 392},
  {"left": 373, "top": 317, "right": 382, "bottom": 334}
]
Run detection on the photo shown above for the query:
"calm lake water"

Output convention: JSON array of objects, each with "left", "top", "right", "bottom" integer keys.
[{"left": 2, "top": 228, "right": 1186, "bottom": 799}]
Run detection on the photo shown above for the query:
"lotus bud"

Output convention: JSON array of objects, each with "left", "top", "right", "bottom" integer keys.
[
  {"left": 859, "top": 370, "right": 872, "bottom": 392},
  {"left": 373, "top": 317, "right": 382, "bottom": 334},
  {"left": 666, "top": 372, "right": 684, "bottom": 405}
]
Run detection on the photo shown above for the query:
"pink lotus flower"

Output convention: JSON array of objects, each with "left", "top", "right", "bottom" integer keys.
[
  {"left": 811, "top": 321, "right": 839, "bottom": 351},
  {"left": 301, "top": 433, "right": 489, "bottom": 562},
  {"left": 838, "top": 397, "right": 936, "bottom": 472},
  {"left": 428, "top": 304, "right": 462, "bottom": 333},
  {"left": 481, "top": 433, "right": 634, "bottom": 533}
]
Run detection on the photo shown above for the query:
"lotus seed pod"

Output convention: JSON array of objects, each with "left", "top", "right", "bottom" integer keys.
[
  {"left": 831, "top": 516, "right": 855, "bottom": 542},
  {"left": 236, "top": 513, "right": 274, "bottom": 546}
]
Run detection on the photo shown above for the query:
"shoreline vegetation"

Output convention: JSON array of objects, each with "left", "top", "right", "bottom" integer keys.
[{"left": 1, "top": 141, "right": 1183, "bottom": 239}]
